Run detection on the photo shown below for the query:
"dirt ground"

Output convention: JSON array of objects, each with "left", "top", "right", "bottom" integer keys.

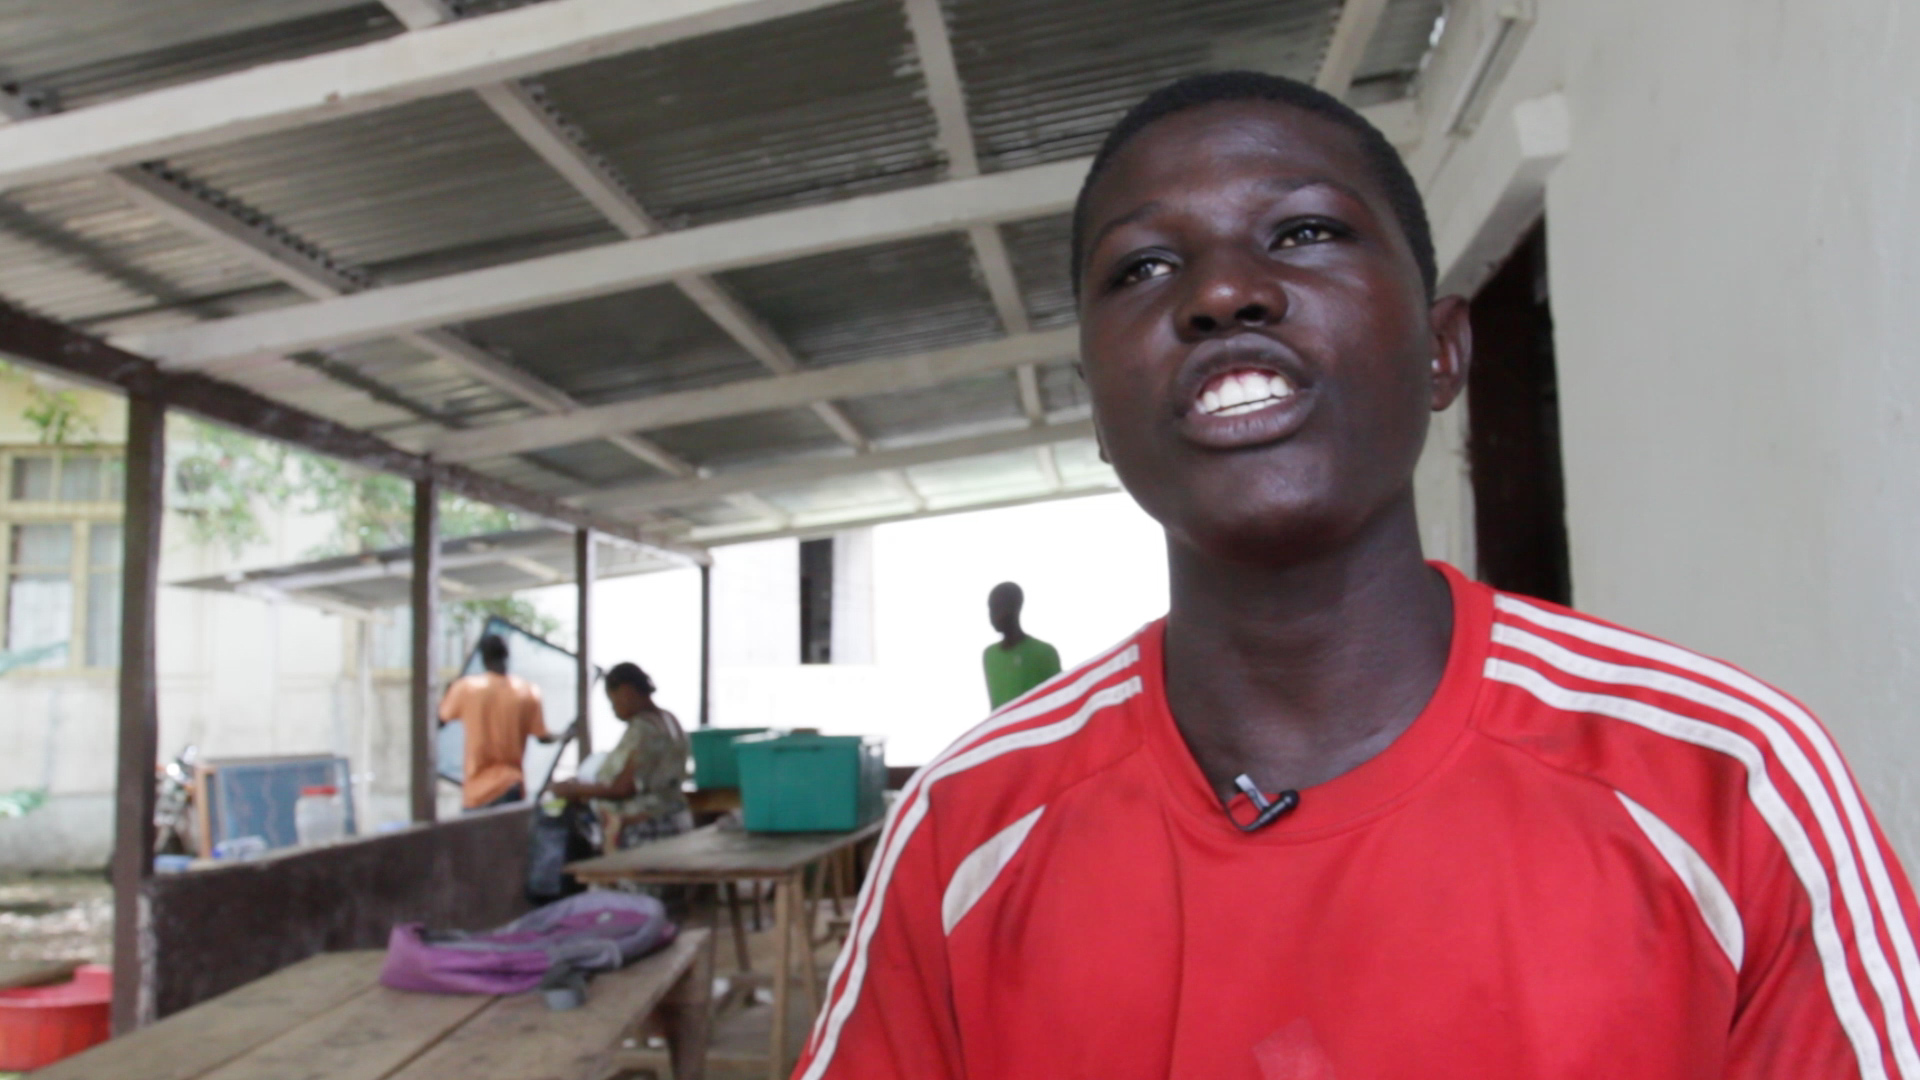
[{"left": 0, "top": 873, "right": 112, "bottom": 966}]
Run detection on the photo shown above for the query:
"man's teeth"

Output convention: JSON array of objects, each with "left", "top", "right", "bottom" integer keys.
[{"left": 1198, "top": 371, "right": 1294, "bottom": 417}]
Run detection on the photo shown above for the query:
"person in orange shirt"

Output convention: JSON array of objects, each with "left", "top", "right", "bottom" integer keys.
[{"left": 439, "top": 633, "right": 552, "bottom": 810}]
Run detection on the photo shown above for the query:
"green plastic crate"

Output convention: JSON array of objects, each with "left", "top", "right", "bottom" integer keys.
[
  {"left": 688, "top": 727, "right": 772, "bottom": 790},
  {"left": 737, "top": 734, "right": 886, "bottom": 833}
]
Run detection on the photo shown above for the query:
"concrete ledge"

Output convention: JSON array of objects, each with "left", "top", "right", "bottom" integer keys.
[
  {"left": 147, "top": 805, "right": 534, "bottom": 1018},
  {"left": 0, "top": 794, "right": 112, "bottom": 870}
]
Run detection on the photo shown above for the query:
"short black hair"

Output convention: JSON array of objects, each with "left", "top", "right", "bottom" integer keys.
[
  {"left": 477, "top": 633, "right": 508, "bottom": 668},
  {"left": 1070, "top": 70, "right": 1436, "bottom": 299},
  {"left": 605, "top": 662, "right": 656, "bottom": 696}
]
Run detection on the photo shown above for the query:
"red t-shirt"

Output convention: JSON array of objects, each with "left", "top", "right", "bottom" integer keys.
[{"left": 795, "top": 564, "right": 1920, "bottom": 1080}]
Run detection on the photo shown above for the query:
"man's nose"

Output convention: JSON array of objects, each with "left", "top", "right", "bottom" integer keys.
[{"left": 1177, "top": 253, "right": 1287, "bottom": 337}]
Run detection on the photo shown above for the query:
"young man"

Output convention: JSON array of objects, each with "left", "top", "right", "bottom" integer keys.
[
  {"left": 439, "top": 633, "right": 550, "bottom": 810},
  {"left": 982, "top": 581, "right": 1063, "bottom": 709},
  {"left": 795, "top": 72, "right": 1920, "bottom": 1079}
]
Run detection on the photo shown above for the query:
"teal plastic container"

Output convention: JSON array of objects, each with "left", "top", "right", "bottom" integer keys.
[
  {"left": 737, "top": 734, "right": 886, "bottom": 833},
  {"left": 688, "top": 727, "right": 772, "bottom": 790}
]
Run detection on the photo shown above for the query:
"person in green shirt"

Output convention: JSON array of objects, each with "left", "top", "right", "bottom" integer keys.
[{"left": 983, "top": 581, "right": 1063, "bottom": 708}]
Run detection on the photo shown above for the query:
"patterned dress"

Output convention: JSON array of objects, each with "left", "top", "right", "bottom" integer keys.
[{"left": 591, "top": 708, "right": 693, "bottom": 849}]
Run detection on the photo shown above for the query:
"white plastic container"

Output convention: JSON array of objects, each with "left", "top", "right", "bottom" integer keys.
[{"left": 294, "top": 785, "right": 346, "bottom": 847}]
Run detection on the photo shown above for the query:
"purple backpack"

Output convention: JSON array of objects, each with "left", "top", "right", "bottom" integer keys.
[{"left": 380, "top": 891, "right": 677, "bottom": 996}]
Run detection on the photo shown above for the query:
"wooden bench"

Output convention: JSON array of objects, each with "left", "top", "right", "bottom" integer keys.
[{"left": 36, "top": 929, "right": 712, "bottom": 1080}]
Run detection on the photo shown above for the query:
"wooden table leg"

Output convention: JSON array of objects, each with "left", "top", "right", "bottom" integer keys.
[
  {"left": 770, "top": 872, "right": 796, "bottom": 1080},
  {"left": 828, "top": 849, "right": 847, "bottom": 919},
  {"left": 799, "top": 863, "right": 823, "bottom": 1022},
  {"left": 724, "top": 880, "right": 752, "bottom": 974},
  {"left": 661, "top": 933, "right": 715, "bottom": 1080}
]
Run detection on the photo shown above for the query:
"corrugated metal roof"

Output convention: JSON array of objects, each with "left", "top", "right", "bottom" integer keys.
[
  {"left": 0, "top": 0, "right": 1414, "bottom": 553},
  {"left": 164, "top": 92, "right": 618, "bottom": 278},
  {"left": 463, "top": 454, "right": 592, "bottom": 495},
  {"left": 946, "top": 0, "right": 1341, "bottom": 174},
  {"left": 668, "top": 499, "right": 769, "bottom": 529},
  {"left": 0, "top": 2, "right": 394, "bottom": 110},
  {"left": 522, "top": 439, "right": 663, "bottom": 487},
  {"left": 462, "top": 282, "right": 762, "bottom": 406},
  {"left": 839, "top": 372, "right": 1025, "bottom": 443},
  {"left": 1035, "top": 358, "right": 1090, "bottom": 416},
  {"left": 719, "top": 233, "right": 1001, "bottom": 369},
  {"left": 304, "top": 336, "right": 535, "bottom": 427},
  {"left": 646, "top": 407, "right": 844, "bottom": 472},
  {"left": 1052, "top": 437, "right": 1114, "bottom": 485},
  {"left": 1356, "top": 0, "right": 1445, "bottom": 86},
  {"left": 1002, "top": 213, "right": 1076, "bottom": 329},
  {"left": 171, "top": 526, "right": 676, "bottom": 614},
  {"left": 537, "top": 0, "right": 939, "bottom": 229},
  {"left": 908, "top": 447, "right": 1048, "bottom": 498},
  {"left": 761, "top": 472, "right": 913, "bottom": 516},
  {"left": 0, "top": 176, "right": 295, "bottom": 326}
]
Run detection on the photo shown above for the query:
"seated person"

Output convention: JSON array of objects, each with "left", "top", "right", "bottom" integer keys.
[
  {"left": 795, "top": 71, "right": 1920, "bottom": 1080},
  {"left": 550, "top": 662, "right": 691, "bottom": 849}
]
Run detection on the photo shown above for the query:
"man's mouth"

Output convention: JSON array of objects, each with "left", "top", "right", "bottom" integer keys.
[{"left": 1195, "top": 368, "right": 1297, "bottom": 418}]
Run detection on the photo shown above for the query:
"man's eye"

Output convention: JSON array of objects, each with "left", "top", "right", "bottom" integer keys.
[
  {"left": 1115, "top": 256, "right": 1173, "bottom": 286},
  {"left": 1274, "top": 222, "right": 1340, "bottom": 249}
]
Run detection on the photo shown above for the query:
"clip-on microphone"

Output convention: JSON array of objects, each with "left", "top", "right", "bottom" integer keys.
[{"left": 1232, "top": 774, "right": 1300, "bottom": 833}]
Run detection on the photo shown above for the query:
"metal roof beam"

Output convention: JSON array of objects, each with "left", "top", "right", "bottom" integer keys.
[
  {"left": 0, "top": 300, "right": 709, "bottom": 565},
  {"left": 427, "top": 327, "right": 1077, "bottom": 462},
  {"left": 692, "top": 479, "right": 1117, "bottom": 546},
  {"left": 106, "top": 161, "right": 697, "bottom": 480},
  {"left": 457, "top": 73, "right": 881, "bottom": 457},
  {"left": 577, "top": 417, "right": 1095, "bottom": 514},
  {"left": 901, "top": 0, "right": 1062, "bottom": 493},
  {"left": 115, "top": 157, "right": 1093, "bottom": 368},
  {"left": 113, "top": 88, "right": 1412, "bottom": 372},
  {"left": 1315, "top": 0, "right": 1395, "bottom": 97},
  {"left": 0, "top": 0, "right": 852, "bottom": 193}
]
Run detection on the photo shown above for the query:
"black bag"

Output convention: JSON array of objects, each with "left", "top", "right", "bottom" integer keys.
[{"left": 526, "top": 801, "right": 599, "bottom": 905}]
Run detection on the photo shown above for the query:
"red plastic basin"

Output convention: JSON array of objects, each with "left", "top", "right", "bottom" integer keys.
[{"left": 0, "top": 965, "right": 112, "bottom": 1070}]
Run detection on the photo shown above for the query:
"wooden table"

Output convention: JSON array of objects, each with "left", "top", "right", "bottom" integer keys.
[
  {"left": 569, "top": 821, "right": 883, "bottom": 1080},
  {"left": 35, "top": 929, "right": 712, "bottom": 1080}
]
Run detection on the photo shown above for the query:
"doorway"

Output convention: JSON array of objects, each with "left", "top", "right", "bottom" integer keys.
[{"left": 1467, "top": 221, "right": 1572, "bottom": 606}]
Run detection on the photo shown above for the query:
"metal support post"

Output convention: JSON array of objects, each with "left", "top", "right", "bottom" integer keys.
[
  {"left": 699, "top": 563, "right": 713, "bottom": 727},
  {"left": 111, "top": 394, "right": 165, "bottom": 1033},
  {"left": 409, "top": 476, "right": 440, "bottom": 823},
  {"left": 574, "top": 527, "right": 594, "bottom": 755}
]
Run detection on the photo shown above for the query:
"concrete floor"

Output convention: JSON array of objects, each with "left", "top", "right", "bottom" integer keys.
[{"left": 619, "top": 886, "right": 852, "bottom": 1080}]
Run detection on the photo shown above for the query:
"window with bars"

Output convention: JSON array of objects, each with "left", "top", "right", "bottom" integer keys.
[{"left": 2, "top": 449, "right": 125, "bottom": 671}]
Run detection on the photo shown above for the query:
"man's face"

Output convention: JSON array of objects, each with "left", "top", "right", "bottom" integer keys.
[
  {"left": 988, "top": 588, "right": 1020, "bottom": 634},
  {"left": 1075, "top": 100, "right": 1468, "bottom": 565}
]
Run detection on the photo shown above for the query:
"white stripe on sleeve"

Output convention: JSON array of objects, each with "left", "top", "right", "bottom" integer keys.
[
  {"left": 1486, "top": 657, "right": 1888, "bottom": 1080},
  {"left": 807, "top": 641, "right": 1142, "bottom": 1055},
  {"left": 1499, "top": 596, "right": 1920, "bottom": 1037},
  {"left": 1495, "top": 608, "right": 1920, "bottom": 1077},
  {"left": 942, "top": 805, "right": 1046, "bottom": 934},
  {"left": 1615, "top": 790, "right": 1745, "bottom": 972},
  {"left": 800, "top": 676, "right": 1144, "bottom": 1080}
]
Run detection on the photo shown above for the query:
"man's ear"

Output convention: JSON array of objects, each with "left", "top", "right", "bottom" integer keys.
[{"left": 1428, "top": 295, "right": 1472, "bottom": 411}]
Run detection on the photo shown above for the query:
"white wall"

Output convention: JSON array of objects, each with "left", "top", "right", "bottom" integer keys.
[
  {"left": 0, "top": 402, "right": 393, "bottom": 866},
  {"left": 1409, "top": 0, "right": 1920, "bottom": 859},
  {"left": 693, "top": 495, "right": 1169, "bottom": 767}
]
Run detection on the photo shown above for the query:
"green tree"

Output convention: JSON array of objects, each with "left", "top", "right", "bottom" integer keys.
[
  {"left": 168, "top": 418, "right": 561, "bottom": 639},
  {"left": 1, "top": 361, "right": 101, "bottom": 445}
]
